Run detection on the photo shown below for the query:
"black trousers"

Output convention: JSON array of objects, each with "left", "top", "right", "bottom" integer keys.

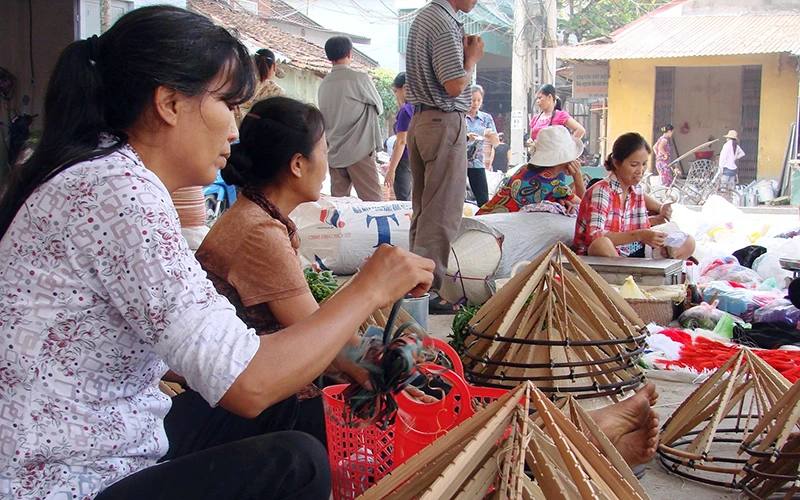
[
  {"left": 467, "top": 168, "right": 489, "bottom": 208},
  {"left": 394, "top": 156, "right": 412, "bottom": 201},
  {"left": 95, "top": 390, "right": 330, "bottom": 500}
]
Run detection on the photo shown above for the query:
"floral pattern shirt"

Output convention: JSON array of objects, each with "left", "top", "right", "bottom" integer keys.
[
  {"left": 0, "top": 139, "right": 260, "bottom": 499},
  {"left": 477, "top": 166, "right": 578, "bottom": 214},
  {"left": 466, "top": 110, "right": 496, "bottom": 169}
]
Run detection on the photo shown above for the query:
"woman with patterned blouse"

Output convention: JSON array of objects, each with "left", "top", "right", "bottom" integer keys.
[
  {"left": 0, "top": 7, "right": 433, "bottom": 500},
  {"left": 478, "top": 126, "right": 585, "bottom": 215}
]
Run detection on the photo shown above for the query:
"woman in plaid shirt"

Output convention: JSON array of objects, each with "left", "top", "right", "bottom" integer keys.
[{"left": 574, "top": 132, "right": 695, "bottom": 259}]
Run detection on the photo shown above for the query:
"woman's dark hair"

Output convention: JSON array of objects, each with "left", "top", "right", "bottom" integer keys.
[
  {"left": 660, "top": 124, "right": 674, "bottom": 133},
  {"left": 324, "top": 36, "right": 353, "bottom": 62},
  {"left": 604, "top": 132, "right": 652, "bottom": 171},
  {"left": 223, "top": 97, "right": 326, "bottom": 188},
  {"left": 471, "top": 84, "right": 485, "bottom": 97},
  {"left": 255, "top": 48, "right": 277, "bottom": 82},
  {"left": 392, "top": 72, "right": 406, "bottom": 89},
  {"left": 0, "top": 5, "right": 255, "bottom": 238},
  {"left": 538, "top": 84, "right": 562, "bottom": 111}
]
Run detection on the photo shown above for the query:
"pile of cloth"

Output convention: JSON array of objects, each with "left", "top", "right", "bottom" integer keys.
[{"left": 644, "top": 326, "right": 800, "bottom": 383}]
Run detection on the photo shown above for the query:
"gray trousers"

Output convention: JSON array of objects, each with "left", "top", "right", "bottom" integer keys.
[
  {"left": 329, "top": 152, "right": 383, "bottom": 201},
  {"left": 407, "top": 109, "right": 467, "bottom": 291}
]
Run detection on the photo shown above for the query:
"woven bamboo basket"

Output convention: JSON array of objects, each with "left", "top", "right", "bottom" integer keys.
[{"left": 625, "top": 297, "right": 674, "bottom": 326}]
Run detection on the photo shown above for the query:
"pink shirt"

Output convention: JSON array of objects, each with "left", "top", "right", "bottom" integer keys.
[{"left": 529, "top": 109, "right": 571, "bottom": 141}]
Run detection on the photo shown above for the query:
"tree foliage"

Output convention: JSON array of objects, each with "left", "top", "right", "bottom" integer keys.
[
  {"left": 558, "top": 0, "right": 671, "bottom": 44},
  {"left": 370, "top": 68, "right": 399, "bottom": 119}
]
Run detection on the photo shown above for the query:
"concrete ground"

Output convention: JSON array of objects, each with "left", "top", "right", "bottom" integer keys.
[{"left": 424, "top": 313, "right": 740, "bottom": 500}]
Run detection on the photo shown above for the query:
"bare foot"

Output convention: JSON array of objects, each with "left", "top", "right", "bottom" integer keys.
[{"left": 587, "top": 382, "right": 660, "bottom": 466}]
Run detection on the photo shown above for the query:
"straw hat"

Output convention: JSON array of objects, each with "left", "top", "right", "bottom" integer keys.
[
  {"left": 529, "top": 126, "right": 584, "bottom": 167},
  {"left": 439, "top": 230, "right": 502, "bottom": 306},
  {"left": 724, "top": 130, "right": 739, "bottom": 140}
]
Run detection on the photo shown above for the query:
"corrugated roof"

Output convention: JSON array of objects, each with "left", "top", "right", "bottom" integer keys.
[
  {"left": 188, "top": 0, "right": 378, "bottom": 74},
  {"left": 557, "top": 14, "right": 800, "bottom": 61}
]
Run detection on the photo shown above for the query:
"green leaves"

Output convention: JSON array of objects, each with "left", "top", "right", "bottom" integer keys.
[
  {"left": 304, "top": 267, "right": 339, "bottom": 303},
  {"left": 370, "top": 68, "right": 399, "bottom": 119},
  {"left": 558, "top": 0, "right": 670, "bottom": 43},
  {"left": 448, "top": 302, "right": 481, "bottom": 355}
]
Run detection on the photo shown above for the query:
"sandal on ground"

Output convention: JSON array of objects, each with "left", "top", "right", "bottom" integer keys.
[{"left": 429, "top": 296, "right": 457, "bottom": 315}]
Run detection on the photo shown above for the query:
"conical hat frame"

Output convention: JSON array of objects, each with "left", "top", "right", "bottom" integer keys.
[
  {"left": 460, "top": 242, "right": 646, "bottom": 400},
  {"left": 359, "top": 381, "right": 649, "bottom": 500},
  {"left": 736, "top": 380, "right": 800, "bottom": 499},
  {"left": 658, "top": 348, "right": 792, "bottom": 488}
]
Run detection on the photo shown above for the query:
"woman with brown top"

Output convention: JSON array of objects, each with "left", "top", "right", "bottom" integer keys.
[{"left": 194, "top": 97, "right": 370, "bottom": 444}]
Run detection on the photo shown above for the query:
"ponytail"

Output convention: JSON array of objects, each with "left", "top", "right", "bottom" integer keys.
[
  {"left": 0, "top": 36, "right": 122, "bottom": 239},
  {"left": 604, "top": 153, "right": 615, "bottom": 171},
  {"left": 554, "top": 96, "right": 563, "bottom": 111}
]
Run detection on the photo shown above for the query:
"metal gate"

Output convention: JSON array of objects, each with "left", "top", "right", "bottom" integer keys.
[
  {"left": 652, "top": 67, "right": 676, "bottom": 171},
  {"left": 738, "top": 65, "right": 762, "bottom": 183}
]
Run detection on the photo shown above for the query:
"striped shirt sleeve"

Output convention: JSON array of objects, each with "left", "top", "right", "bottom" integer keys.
[{"left": 432, "top": 30, "right": 466, "bottom": 86}]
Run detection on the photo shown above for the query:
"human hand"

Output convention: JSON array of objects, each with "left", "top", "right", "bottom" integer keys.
[
  {"left": 384, "top": 168, "right": 395, "bottom": 188},
  {"left": 354, "top": 245, "right": 434, "bottom": 308},
  {"left": 565, "top": 159, "right": 582, "bottom": 178},
  {"left": 659, "top": 202, "right": 673, "bottom": 221},
  {"left": 327, "top": 355, "right": 374, "bottom": 391},
  {"left": 404, "top": 385, "right": 440, "bottom": 404},
  {"left": 463, "top": 35, "right": 485, "bottom": 64},
  {"left": 557, "top": 198, "right": 576, "bottom": 215},
  {"left": 640, "top": 229, "right": 666, "bottom": 249}
]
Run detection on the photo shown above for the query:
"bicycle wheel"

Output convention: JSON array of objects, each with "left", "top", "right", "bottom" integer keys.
[{"left": 650, "top": 186, "right": 681, "bottom": 204}]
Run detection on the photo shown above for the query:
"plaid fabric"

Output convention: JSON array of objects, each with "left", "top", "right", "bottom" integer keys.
[{"left": 573, "top": 173, "right": 650, "bottom": 256}]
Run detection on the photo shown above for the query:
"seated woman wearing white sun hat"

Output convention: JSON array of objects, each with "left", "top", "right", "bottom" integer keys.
[{"left": 477, "top": 126, "right": 586, "bottom": 215}]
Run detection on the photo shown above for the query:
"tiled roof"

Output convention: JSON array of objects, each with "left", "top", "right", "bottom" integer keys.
[
  {"left": 188, "top": 0, "right": 377, "bottom": 74},
  {"left": 557, "top": 14, "right": 800, "bottom": 61}
]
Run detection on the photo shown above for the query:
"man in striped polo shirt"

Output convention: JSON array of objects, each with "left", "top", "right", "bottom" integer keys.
[{"left": 405, "top": 0, "right": 484, "bottom": 310}]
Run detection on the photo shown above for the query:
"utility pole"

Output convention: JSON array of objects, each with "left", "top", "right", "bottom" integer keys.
[
  {"left": 542, "top": 0, "right": 557, "bottom": 85},
  {"left": 510, "top": 0, "right": 532, "bottom": 165},
  {"left": 100, "top": 0, "right": 112, "bottom": 33}
]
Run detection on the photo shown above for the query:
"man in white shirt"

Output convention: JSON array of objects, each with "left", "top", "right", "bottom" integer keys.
[{"left": 318, "top": 36, "right": 384, "bottom": 201}]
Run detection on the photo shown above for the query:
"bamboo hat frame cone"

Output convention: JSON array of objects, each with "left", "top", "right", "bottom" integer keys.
[
  {"left": 658, "top": 348, "right": 792, "bottom": 489},
  {"left": 737, "top": 379, "right": 800, "bottom": 499},
  {"left": 461, "top": 242, "right": 647, "bottom": 400},
  {"left": 360, "top": 381, "right": 649, "bottom": 500}
]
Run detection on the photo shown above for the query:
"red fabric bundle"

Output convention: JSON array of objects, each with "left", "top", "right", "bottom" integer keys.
[{"left": 656, "top": 329, "right": 800, "bottom": 382}]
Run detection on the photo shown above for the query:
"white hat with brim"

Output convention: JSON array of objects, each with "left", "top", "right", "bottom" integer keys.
[
  {"left": 439, "top": 230, "right": 502, "bottom": 306},
  {"left": 529, "top": 126, "right": 584, "bottom": 167},
  {"left": 724, "top": 130, "right": 738, "bottom": 140}
]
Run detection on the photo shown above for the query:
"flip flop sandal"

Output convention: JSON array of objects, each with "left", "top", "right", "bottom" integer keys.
[
  {"left": 429, "top": 297, "right": 457, "bottom": 315},
  {"left": 631, "top": 464, "right": 647, "bottom": 479}
]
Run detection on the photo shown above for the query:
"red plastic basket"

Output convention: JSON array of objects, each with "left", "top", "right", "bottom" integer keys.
[{"left": 322, "top": 338, "right": 511, "bottom": 500}]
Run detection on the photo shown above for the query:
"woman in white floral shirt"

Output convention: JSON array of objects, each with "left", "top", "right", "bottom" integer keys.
[{"left": 0, "top": 6, "right": 434, "bottom": 500}]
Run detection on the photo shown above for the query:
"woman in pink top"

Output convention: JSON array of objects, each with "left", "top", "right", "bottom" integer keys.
[{"left": 528, "top": 84, "right": 586, "bottom": 141}]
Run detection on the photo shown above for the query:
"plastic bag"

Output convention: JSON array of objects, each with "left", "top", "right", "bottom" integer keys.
[
  {"left": 753, "top": 298, "right": 800, "bottom": 327},
  {"left": 698, "top": 257, "right": 763, "bottom": 287},
  {"left": 679, "top": 302, "right": 725, "bottom": 330},
  {"left": 701, "top": 281, "right": 785, "bottom": 322},
  {"left": 619, "top": 275, "right": 646, "bottom": 299},
  {"left": 712, "top": 313, "right": 736, "bottom": 339},
  {"left": 732, "top": 245, "right": 767, "bottom": 269}
]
